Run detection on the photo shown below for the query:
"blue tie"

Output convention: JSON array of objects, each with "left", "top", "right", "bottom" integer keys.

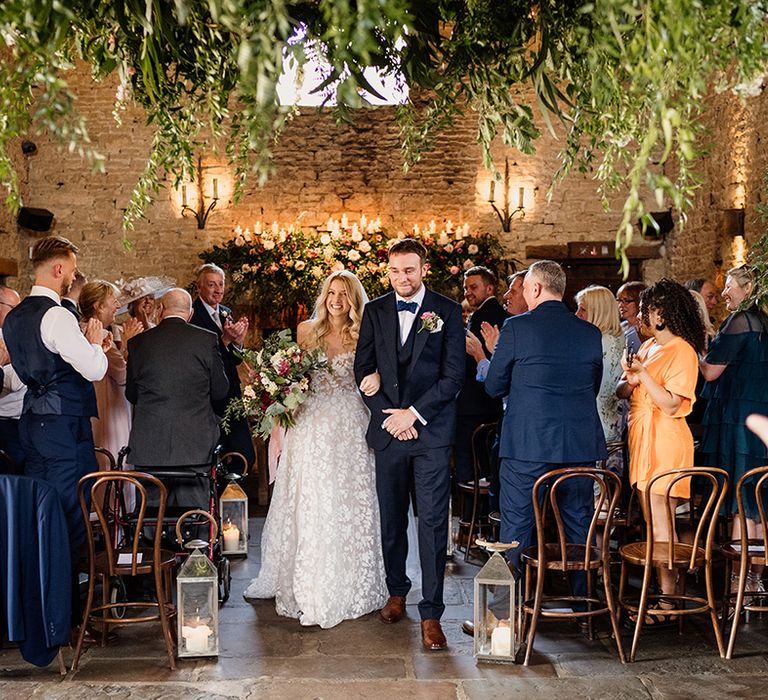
[{"left": 397, "top": 300, "right": 418, "bottom": 314}]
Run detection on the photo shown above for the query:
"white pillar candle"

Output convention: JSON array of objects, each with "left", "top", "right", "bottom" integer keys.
[
  {"left": 490, "top": 626, "right": 512, "bottom": 656},
  {"left": 223, "top": 524, "right": 240, "bottom": 552},
  {"left": 182, "top": 624, "right": 212, "bottom": 653}
]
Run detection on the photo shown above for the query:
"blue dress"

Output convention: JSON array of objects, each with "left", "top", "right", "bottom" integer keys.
[{"left": 699, "top": 309, "right": 768, "bottom": 517}]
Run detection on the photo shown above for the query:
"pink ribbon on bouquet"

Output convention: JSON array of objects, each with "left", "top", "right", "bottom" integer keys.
[{"left": 267, "top": 424, "right": 286, "bottom": 484}]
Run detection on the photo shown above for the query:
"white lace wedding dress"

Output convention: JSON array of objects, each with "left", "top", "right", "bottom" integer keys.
[{"left": 244, "top": 351, "right": 388, "bottom": 628}]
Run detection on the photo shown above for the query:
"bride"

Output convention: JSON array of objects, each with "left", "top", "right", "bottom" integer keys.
[{"left": 244, "top": 270, "right": 388, "bottom": 627}]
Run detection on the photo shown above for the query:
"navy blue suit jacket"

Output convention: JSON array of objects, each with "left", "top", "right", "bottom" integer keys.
[
  {"left": 485, "top": 300, "right": 607, "bottom": 464},
  {"left": 354, "top": 288, "right": 465, "bottom": 451}
]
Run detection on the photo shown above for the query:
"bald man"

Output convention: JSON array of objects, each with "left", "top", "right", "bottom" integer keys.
[{"left": 125, "top": 288, "right": 229, "bottom": 504}]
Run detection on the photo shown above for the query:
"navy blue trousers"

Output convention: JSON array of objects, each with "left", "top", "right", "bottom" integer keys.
[
  {"left": 375, "top": 441, "right": 451, "bottom": 620},
  {"left": 498, "top": 458, "right": 594, "bottom": 605},
  {"left": 20, "top": 414, "right": 97, "bottom": 558}
]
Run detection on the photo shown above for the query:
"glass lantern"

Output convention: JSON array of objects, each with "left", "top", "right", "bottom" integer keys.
[
  {"left": 176, "top": 511, "right": 219, "bottom": 658},
  {"left": 473, "top": 539, "right": 522, "bottom": 664},
  {"left": 220, "top": 480, "right": 248, "bottom": 556}
]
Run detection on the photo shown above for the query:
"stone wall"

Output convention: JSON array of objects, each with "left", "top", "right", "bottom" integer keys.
[{"left": 7, "top": 63, "right": 767, "bottom": 294}]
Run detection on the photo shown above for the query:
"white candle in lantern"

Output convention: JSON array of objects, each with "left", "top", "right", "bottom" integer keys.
[
  {"left": 490, "top": 626, "right": 512, "bottom": 656},
  {"left": 223, "top": 523, "right": 240, "bottom": 552},
  {"left": 182, "top": 624, "right": 212, "bottom": 653},
  {"left": 429, "top": 219, "right": 436, "bottom": 234}
]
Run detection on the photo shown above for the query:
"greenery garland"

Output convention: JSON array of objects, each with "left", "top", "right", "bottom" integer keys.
[{"left": 1, "top": 1, "right": 768, "bottom": 260}]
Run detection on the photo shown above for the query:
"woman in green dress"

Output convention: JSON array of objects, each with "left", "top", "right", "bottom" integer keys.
[{"left": 699, "top": 266, "right": 768, "bottom": 590}]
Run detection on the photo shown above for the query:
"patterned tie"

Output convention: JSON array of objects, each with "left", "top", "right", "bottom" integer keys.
[
  {"left": 211, "top": 308, "right": 222, "bottom": 329},
  {"left": 397, "top": 300, "right": 418, "bottom": 314}
]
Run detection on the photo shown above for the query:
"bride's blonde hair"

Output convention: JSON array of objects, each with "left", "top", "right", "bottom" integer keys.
[{"left": 308, "top": 270, "right": 368, "bottom": 350}]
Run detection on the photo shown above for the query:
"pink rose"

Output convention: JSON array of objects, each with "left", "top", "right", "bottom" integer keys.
[{"left": 449, "top": 265, "right": 460, "bottom": 275}]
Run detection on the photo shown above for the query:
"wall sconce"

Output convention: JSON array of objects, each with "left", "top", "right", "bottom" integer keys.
[
  {"left": 181, "top": 155, "right": 219, "bottom": 229},
  {"left": 722, "top": 208, "right": 745, "bottom": 238},
  {"left": 488, "top": 157, "right": 525, "bottom": 232}
]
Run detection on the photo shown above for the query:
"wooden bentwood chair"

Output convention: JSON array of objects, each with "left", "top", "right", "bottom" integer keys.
[
  {"left": 618, "top": 467, "right": 729, "bottom": 662},
  {"left": 721, "top": 465, "right": 768, "bottom": 659},
  {"left": 71, "top": 471, "right": 178, "bottom": 671},
  {"left": 521, "top": 467, "right": 625, "bottom": 665}
]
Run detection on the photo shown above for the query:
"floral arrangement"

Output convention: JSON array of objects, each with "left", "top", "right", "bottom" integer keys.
[
  {"left": 199, "top": 216, "right": 507, "bottom": 318},
  {"left": 223, "top": 329, "right": 327, "bottom": 440}
]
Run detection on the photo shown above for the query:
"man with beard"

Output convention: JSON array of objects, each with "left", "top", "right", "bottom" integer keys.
[{"left": 3, "top": 236, "right": 109, "bottom": 633}]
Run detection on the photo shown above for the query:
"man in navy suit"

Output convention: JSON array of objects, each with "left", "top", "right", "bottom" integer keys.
[
  {"left": 484, "top": 260, "right": 607, "bottom": 574},
  {"left": 190, "top": 263, "right": 255, "bottom": 470},
  {"left": 354, "top": 238, "right": 465, "bottom": 651}
]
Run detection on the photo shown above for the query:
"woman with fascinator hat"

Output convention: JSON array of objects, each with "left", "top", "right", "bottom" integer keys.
[{"left": 116, "top": 276, "right": 176, "bottom": 330}]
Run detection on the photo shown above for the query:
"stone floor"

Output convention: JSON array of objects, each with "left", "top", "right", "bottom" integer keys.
[{"left": 3, "top": 517, "right": 768, "bottom": 699}]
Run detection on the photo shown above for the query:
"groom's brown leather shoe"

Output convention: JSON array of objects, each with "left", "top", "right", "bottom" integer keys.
[
  {"left": 461, "top": 620, "right": 474, "bottom": 637},
  {"left": 421, "top": 619, "right": 447, "bottom": 650},
  {"left": 379, "top": 596, "right": 406, "bottom": 623}
]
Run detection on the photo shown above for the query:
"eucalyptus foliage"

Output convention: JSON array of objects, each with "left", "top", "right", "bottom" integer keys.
[{"left": 1, "top": 0, "right": 768, "bottom": 256}]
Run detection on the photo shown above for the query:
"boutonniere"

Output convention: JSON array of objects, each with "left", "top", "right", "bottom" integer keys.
[
  {"left": 419, "top": 311, "right": 444, "bottom": 334},
  {"left": 219, "top": 309, "right": 229, "bottom": 321}
]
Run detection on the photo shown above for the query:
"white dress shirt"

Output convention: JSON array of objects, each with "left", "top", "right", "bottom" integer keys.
[
  {"left": 0, "top": 328, "right": 26, "bottom": 418},
  {"left": 395, "top": 285, "right": 426, "bottom": 344},
  {"left": 393, "top": 285, "right": 427, "bottom": 426},
  {"left": 31, "top": 285, "right": 107, "bottom": 382}
]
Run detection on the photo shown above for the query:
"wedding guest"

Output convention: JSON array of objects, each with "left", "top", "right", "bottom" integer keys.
[
  {"left": 481, "top": 261, "right": 606, "bottom": 627},
  {"left": 455, "top": 266, "right": 507, "bottom": 482},
  {"left": 191, "top": 263, "right": 255, "bottom": 469},
  {"left": 575, "top": 285, "right": 624, "bottom": 449},
  {"left": 686, "top": 289, "right": 716, "bottom": 435},
  {"left": 61, "top": 269, "right": 87, "bottom": 320},
  {"left": 126, "top": 289, "right": 228, "bottom": 506},
  {"left": 245, "top": 270, "right": 387, "bottom": 628},
  {"left": 3, "top": 236, "right": 109, "bottom": 631},
  {"left": 118, "top": 276, "right": 175, "bottom": 330},
  {"left": 502, "top": 270, "right": 528, "bottom": 316},
  {"left": 0, "top": 285, "right": 25, "bottom": 472},
  {"left": 616, "top": 281, "right": 647, "bottom": 353},
  {"left": 698, "top": 266, "right": 768, "bottom": 590},
  {"left": 80, "top": 281, "right": 143, "bottom": 463},
  {"left": 618, "top": 279, "right": 704, "bottom": 622},
  {"left": 685, "top": 278, "right": 719, "bottom": 320}
]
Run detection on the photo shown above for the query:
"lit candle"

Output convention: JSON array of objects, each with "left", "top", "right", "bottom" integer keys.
[
  {"left": 489, "top": 179, "right": 495, "bottom": 202},
  {"left": 255, "top": 221, "right": 262, "bottom": 235},
  {"left": 223, "top": 523, "right": 240, "bottom": 552},
  {"left": 463, "top": 223, "right": 470, "bottom": 236},
  {"left": 341, "top": 214, "right": 349, "bottom": 229},
  {"left": 182, "top": 184, "right": 187, "bottom": 207},
  {"left": 213, "top": 178, "right": 218, "bottom": 200},
  {"left": 326, "top": 217, "right": 334, "bottom": 231},
  {"left": 518, "top": 186, "right": 524, "bottom": 209},
  {"left": 491, "top": 626, "right": 512, "bottom": 656},
  {"left": 182, "top": 623, "right": 212, "bottom": 653},
  {"left": 429, "top": 220, "right": 436, "bottom": 234},
  {"left": 360, "top": 214, "right": 367, "bottom": 229}
]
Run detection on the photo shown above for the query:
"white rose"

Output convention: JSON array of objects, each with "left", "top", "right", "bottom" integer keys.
[
  {"left": 347, "top": 249, "right": 361, "bottom": 261},
  {"left": 468, "top": 244, "right": 479, "bottom": 254},
  {"left": 320, "top": 234, "right": 331, "bottom": 245},
  {"left": 241, "top": 263, "right": 251, "bottom": 273},
  {"left": 235, "top": 236, "right": 245, "bottom": 247},
  {"left": 463, "top": 259, "right": 474, "bottom": 270},
  {"left": 351, "top": 230, "right": 363, "bottom": 242},
  {"left": 444, "top": 243, "right": 454, "bottom": 253},
  {"left": 295, "top": 260, "right": 306, "bottom": 271},
  {"left": 263, "top": 239, "right": 275, "bottom": 250},
  {"left": 358, "top": 240, "right": 371, "bottom": 253}
]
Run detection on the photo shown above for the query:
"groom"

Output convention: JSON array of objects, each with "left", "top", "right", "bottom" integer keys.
[{"left": 355, "top": 238, "right": 465, "bottom": 651}]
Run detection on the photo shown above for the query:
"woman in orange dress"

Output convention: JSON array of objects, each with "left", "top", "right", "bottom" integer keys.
[{"left": 617, "top": 279, "right": 705, "bottom": 620}]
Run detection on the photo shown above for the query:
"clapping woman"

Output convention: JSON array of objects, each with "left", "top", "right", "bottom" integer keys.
[{"left": 617, "top": 279, "right": 705, "bottom": 622}]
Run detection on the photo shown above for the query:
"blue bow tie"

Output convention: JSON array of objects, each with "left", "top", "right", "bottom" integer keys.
[{"left": 397, "top": 300, "right": 418, "bottom": 314}]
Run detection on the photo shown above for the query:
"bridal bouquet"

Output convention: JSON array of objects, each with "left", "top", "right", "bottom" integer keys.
[{"left": 223, "top": 329, "right": 327, "bottom": 440}]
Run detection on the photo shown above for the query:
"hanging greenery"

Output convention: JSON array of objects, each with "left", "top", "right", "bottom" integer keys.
[{"left": 1, "top": 1, "right": 768, "bottom": 258}]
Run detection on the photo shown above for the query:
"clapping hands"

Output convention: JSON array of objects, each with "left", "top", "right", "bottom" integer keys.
[
  {"left": 223, "top": 315, "right": 249, "bottom": 347},
  {"left": 480, "top": 322, "right": 500, "bottom": 353}
]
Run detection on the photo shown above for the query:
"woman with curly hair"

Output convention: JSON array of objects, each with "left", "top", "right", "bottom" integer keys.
[
  {"left": 244, "top": 270, "right": 387, "bottom": 627},
  {"left": 699, "top": 266, "right": 768, "bottom": 591},
  {"left": 617, "top": 278, "right": 705, "bottom": 622}
]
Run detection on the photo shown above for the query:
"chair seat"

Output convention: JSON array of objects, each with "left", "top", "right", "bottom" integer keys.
[
  {"left": 94, "top": 548, "right": 177, "bottom": 576},
  {"left": 619, "top": 541, "right": 705, "bottom": 568},
  {"left": 721, "top": 539, "right": 767, "bottom": 565},
  {"left": 520, "top": 543, "right": 603, "bottom": 570}
]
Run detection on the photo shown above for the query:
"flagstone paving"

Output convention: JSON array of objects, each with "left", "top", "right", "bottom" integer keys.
[{"left": 3, "top": 518, "right": 768, "bottom": 698}]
